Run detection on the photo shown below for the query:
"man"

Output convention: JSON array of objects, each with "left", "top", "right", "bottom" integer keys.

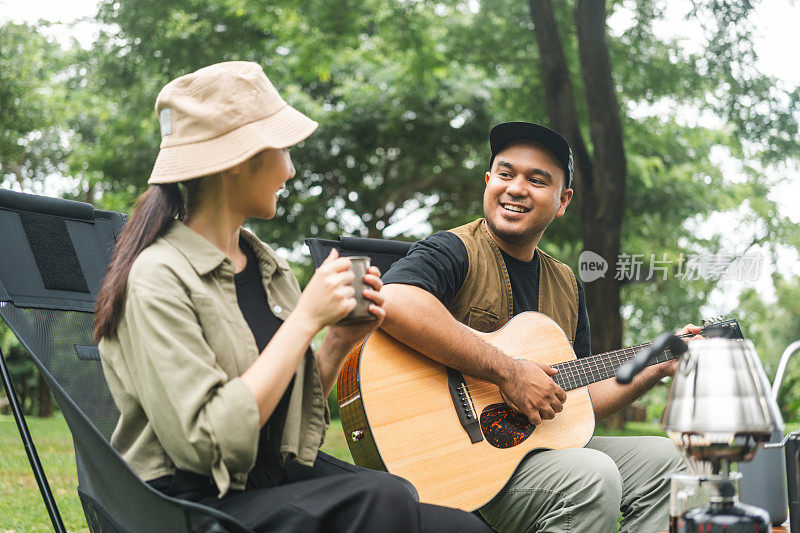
[{"left": 381, "top": 122, "right": 696, "bottom": 532}]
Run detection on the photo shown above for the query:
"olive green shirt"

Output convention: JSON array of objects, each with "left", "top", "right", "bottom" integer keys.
[{"left": 99, "top": 221, "right": 328, "bottom": 497}]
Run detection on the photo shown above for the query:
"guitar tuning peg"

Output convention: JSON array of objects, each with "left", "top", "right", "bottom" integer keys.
[{"left": 701, "top": 318, "right": 708, "bottom": 327}]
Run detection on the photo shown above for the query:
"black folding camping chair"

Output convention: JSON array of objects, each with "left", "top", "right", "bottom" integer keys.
[
  {"left": 0, "top": 189, "right": 251, "bottom": 532},
  {"left": 304, "top": 236, "right": 412, "bottom": 274}
]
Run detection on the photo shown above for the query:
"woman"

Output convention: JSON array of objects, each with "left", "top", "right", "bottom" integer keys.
[{"left": 94, "top": 62, "right": 489, "bottom": 532}]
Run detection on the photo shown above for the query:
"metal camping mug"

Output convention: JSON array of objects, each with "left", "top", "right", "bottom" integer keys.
[{"left": 337, "top": 256, "right": 375, "bottom": 324}]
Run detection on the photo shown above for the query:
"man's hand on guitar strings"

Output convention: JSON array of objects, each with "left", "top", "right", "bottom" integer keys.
[{"left": 499, "top": 359, "right": 567, "bottom": 426}]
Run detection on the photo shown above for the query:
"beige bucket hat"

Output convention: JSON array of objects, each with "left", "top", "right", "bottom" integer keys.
[{"left": 148, "top": 61, "right": 318, "bottom": 184}]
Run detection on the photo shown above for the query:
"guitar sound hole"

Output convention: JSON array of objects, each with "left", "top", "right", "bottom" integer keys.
[{"left": 479, "top": 403, "right": 535, "bottom": 449}]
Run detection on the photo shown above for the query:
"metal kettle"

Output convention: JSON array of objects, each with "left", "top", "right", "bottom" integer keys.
[
  {"left": 660, "top": 338, "right": 782, "bottom": 532},
  {"left": 617, "top": 333, "right": 787, "bottom": 530},
  {"left": 661, "top": 338, "right": 781, "bottom": 472}
]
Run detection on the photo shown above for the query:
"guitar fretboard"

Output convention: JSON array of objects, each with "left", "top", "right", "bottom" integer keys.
[
  {"left": 551, "top": 342, "right": 677, "bottom": 391},
  {"left": 549, "top": 322, "right": 743, "bottom": 390}
]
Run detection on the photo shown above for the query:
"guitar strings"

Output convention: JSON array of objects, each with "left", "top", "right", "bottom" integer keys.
[
  {"left": 372, "top": 330, "right": 739, "bottom": 407},
  {"left": 463, "top": 354, "right": 678, "bottom": 403},
  {"left": 463, "top": 349, "right": 673, "bottom": 400},
  {"left": 464, "top": 332, "right": 692, "bottom": 400},
  {"left": 465, "top": 341, "right": 742, "bottom": 405},
  {"left": 457, "top": 333, "right": 738, "bottom": 404},
  {"left": 408, "top": 352, "right": 680, "bottom": 408},
  {"left": 464, "top": 351, "right": 677, "bottom": 401}
]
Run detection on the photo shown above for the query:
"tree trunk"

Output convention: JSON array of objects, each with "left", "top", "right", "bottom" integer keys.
[
  {"left": 85, "top": 181, "right": 96, "bottom": 206},
  {"left": 527, "top": 0, "right": 594, "bottom": 188},
  {"left": 36, "top": 373, "right": 53, "bottom": 417},
  {"left": 573, "top": 0, "right": 626, "bottom": 355},
  {"left": 19, "top": 380, "right": 30, "bottom": 416},
  {"left": 603, "top": 410, "right": 627, "bottom": 431},
  {"left": 528, "top": 0, "right": 625, "bottom": 357}
]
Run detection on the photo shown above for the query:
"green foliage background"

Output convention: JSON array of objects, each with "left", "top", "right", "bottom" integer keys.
[
  {"left": 1, "top": 3, "right": 799, "bottom": 530},
  {"left": 2, "top": 0, "right": 799, "bottom": 420}
]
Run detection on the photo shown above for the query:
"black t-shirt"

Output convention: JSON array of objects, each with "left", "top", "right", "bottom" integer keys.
[
  {"left": 235, "top": 239, "right": 283, "bottom": 353},
  {"left": 233, "top": 238, "right": 295, "bottom": 488},
  {"left": 382, "top": 231, "right": 592, "bottom": 358}
]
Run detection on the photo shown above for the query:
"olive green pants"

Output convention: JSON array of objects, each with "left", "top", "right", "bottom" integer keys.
[{"left": 478, "top": 436, "right": 687, "bottom": 533}]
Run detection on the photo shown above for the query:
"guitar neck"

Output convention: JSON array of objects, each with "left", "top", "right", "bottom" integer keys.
[
  {"left": 551, "top": 340, "right": 680, "bottom": 391},
  {"left": 549, "top": 319, "right": 743, "bottom": 391}
]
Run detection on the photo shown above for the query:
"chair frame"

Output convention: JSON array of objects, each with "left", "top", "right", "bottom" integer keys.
[{"left": 0, "top": 343, "right": 66, "bottom": 532}]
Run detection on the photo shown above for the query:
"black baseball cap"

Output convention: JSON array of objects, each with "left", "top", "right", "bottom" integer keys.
[{"left": 489, "top": 121, "right": 574, "bottom": 189}]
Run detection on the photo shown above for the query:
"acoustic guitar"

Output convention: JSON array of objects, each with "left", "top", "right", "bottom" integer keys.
[{"left": 337, "top": 312, "right": 742, "bottom": 511}]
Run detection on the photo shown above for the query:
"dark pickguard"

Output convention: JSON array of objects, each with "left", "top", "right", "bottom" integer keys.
[{"left": 479, "top": 403, "right": 535, "bottom": 448}]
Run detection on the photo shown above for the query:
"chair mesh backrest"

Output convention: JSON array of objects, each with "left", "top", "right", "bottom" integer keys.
[
  {"left": 305, "top": 236, "right": 412, "bottom": 273},
  {"left": 0, "top": 305, "right": 119, "bottom": 439},
  {"left": 0, "top": 189, "right": 123, "bottom": 440}
]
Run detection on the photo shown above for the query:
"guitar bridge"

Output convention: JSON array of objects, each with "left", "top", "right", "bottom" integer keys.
[{"left": 446, "top": 367, "right": 484, "bottom": 444}]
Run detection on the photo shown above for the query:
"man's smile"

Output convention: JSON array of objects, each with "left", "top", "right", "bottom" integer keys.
[{"left": 500, "top": 202, "right": 531, "bottom": 213}]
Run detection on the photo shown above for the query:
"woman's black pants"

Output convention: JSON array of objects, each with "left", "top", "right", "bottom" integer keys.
[{"left": 190, "top": 452, "right": 492, "bottom": 533}]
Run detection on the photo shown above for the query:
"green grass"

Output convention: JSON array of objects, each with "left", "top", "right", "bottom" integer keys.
[
  {"left": 595, "top": 421, "right": 667, "bottom": 437},
  {"left": 1, "top": 414, "right": 87, "bottom": 532},
  {"left": 10, "top": 415, "right": 792, "bottom": 532},
  {"left": 0, "top": 414, "right": 353, "bottom": 532}
]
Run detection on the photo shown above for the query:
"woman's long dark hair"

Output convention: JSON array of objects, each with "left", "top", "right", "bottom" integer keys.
[{"left": 94, "top": 183, "right": 185, "bottom": 342}]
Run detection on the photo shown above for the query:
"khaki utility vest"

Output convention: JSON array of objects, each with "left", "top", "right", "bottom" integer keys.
[{"left": 446, "top": 219, "right": 579, "bottom": 343}]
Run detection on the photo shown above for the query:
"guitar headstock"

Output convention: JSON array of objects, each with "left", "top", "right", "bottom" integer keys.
[{"left": 700, "top": 317, "right": 744, "bottom": 340}]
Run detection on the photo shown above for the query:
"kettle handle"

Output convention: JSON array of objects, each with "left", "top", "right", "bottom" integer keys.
[
  {"left": 764, "top": 431, "right": 800, "bottom": 448},
  {"left": 772, "top": 340, "right": 800, "bottom": 401}
]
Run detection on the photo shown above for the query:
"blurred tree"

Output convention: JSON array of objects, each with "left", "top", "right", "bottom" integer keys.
[
  {"left": 72, "top": 0, "right": 494, "bottom": 257},
  {"left": 8, "top": 1, "right": 796, "bottom": 429},
  {"left": 0, "top": 322, "right": 53, "bottom": 417},
  {"left": 0, "top": 22, "right": 70, "bottom": 193},
  {"left": 69, "top": 0, "right": 796, "bottom": 286},
  {"left": 737, "top": 276, "right": 800, "bottom": 423},
  {"left": 0, "top": 22, "right": 65, "bottom": 416}
]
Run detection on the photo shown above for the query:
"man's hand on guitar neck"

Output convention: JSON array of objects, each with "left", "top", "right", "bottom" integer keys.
[
  {"left": 589, "top": 323, "right": 704, "bottom": 420},
  {"left": 650, "top": 323, "right": 703, "bottom": 379},
  {"left": 381, "top": 284, "right": 567, "bottom": 427}
]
